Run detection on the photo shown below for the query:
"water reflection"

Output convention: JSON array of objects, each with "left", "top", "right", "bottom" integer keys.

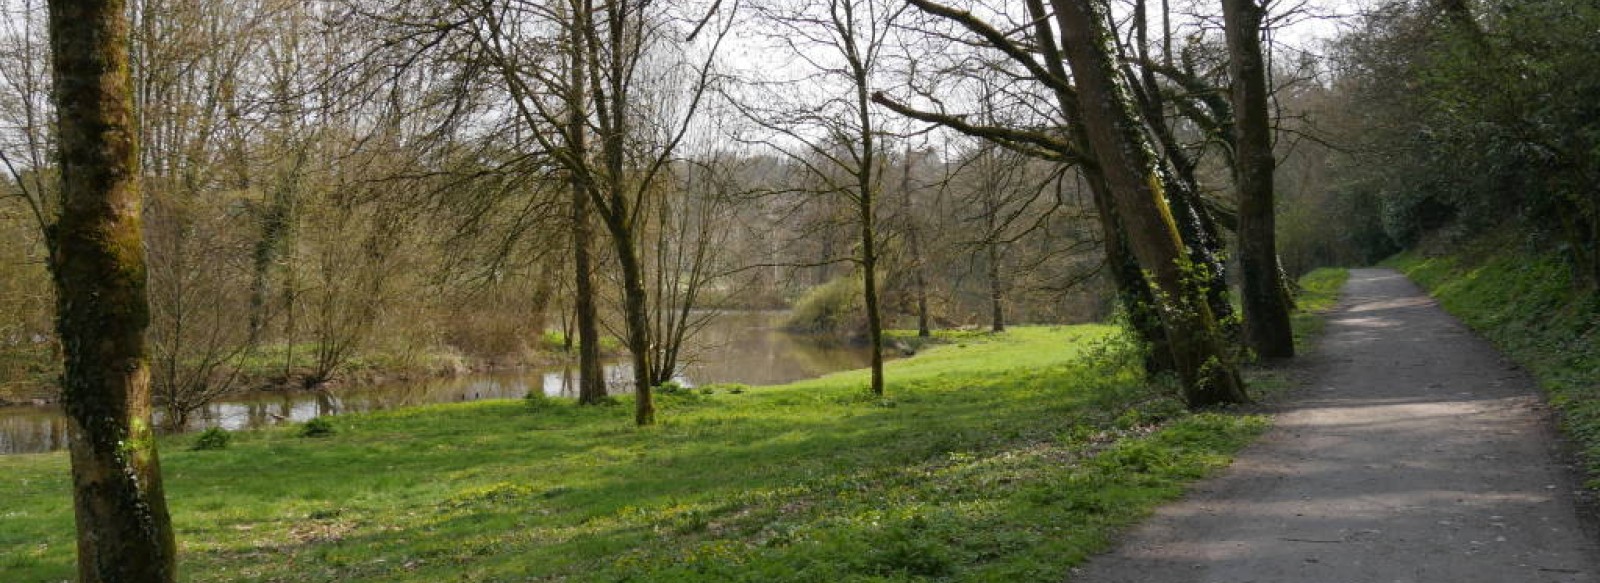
[{"left": 0, "top": 311, "right": 871, "bottom": 454}]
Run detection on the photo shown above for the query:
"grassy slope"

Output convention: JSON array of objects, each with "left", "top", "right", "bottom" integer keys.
[
  {"left": 1387, "top": 247, "right": 1600, "bottom": 484},
  {"left": 0, "top": 272, "right": 1347, "bottom": 582}
]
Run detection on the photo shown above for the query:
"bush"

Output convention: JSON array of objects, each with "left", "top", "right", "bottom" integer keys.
[
  {"left": 785, "top": 275, "right": 863, "bottom": 335},
  {"left": 701, "top": 382, "right": 750, "bottom": 395},
  {"left": 191, "top": 427, "right": 232, "bottom": 451},
  {"left": 524, "top": 390, "right": 556, "bottom": 411},
  {"left": 299, "top": 416, "right": 335, "bottom": 438},
  {"left": 540, "top": 330, "right": 569, "bottom": 352}
]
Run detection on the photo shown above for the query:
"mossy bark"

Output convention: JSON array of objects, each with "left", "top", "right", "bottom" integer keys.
[
  {"left": 563, "top": 3, "right": 606, "bottom": 405},
  {"left": 1223, "top": 0, "right": 1295, "bottom": 358},
  {"left": 47, "top": 0, "right": 178, "bottom": 580},
  {"left": 1050, "top": 0, "right": 1248, "bottom": 406},
  {"left": 1020, "top": 0, "right": 1174, "bottom": 374}
]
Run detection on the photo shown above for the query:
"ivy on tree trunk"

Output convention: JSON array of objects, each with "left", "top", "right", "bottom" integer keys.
[{"left": 48, "top": 0, "right": 178, "bottom": 580}]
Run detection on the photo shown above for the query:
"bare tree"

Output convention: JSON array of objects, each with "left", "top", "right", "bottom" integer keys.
[
  {"left": 395, "top": 0, "right": 739, "bottom": 424},
  {"left": 740, "top": 0, "right": 906, "bottom": 396},
  {"left": 877, "top": 0, "right": 1247, "bottom": 405}
]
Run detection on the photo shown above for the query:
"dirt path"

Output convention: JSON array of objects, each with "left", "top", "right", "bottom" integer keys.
[{"left": 1070, "top": 268, "right": 1600, "bottom": 583}]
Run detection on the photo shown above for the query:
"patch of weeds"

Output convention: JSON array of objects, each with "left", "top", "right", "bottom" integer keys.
[
  {"left": 307, "top": 507, "right": 344, "bottom": 520},
  {"left": 524, "top": 390, "right": 556, "bottom": 411},
  {"left": 699, "top": 382, "right": 750, "bottom": 395},
  {"left": 541, "top": 486, "right": 573, "bottom": 499},
  {"left": 657, "top": 382, "right": 712, "bottom": 407},
  {"left": 864, "top": 521, "right": 954, "bottom": 578},
  {"left": 1115, "top": 398, "right": 1189, "bottom": 429},
  {"left": 1093, "top": 440, "right": 1177, "bottom": 474},
  {"left": 190, "top": 427, "right": 232, "bottom": 451},
  {"left": 540, "top": 330, "right": 569, "bottom": 352},
  {"left": 443, "top": 482, "right": 536, "bottom": 509},
  {"left": 299, "top": 417, "right": 335, "bottom": 438}
]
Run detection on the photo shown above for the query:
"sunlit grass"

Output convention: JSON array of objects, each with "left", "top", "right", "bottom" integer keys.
[
  {"left": 1290, "top": 267, "right": 1351, "bottom": 350},
  {"left": 2, "top": 287, "right": 1343, "bottom": 581}
]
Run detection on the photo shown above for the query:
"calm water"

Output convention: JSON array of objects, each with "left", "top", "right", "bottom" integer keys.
[{"left": 0, "top": 311, "right": 871, "bottom": 455}]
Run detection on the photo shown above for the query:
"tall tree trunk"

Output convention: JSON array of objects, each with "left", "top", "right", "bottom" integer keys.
[
  {"left": 1019, "top": 0, "right": 1173, "bottom": 372},
  {"left": 1222, "top": 0, "right": 1295, "bottom": 358},
  {"left": 1125, "top": 0, "right": 1236, "bottom": 339},
  {"left": 900, "top": 147, "right": 931, "bottom": 337},
  {"left": 610, "top": 229, "right": 654, "bottom": 425},
  {"left": 1160, "top": 165, "right": 1237, "bottom": 337},
  {"left": 247, "top": 171, "right": 297, "bottom": 344},
  {"left": 986, "top": 234, "right": 1005, "bottom": 333},
  {"left": 854, "top": 72, "right": 885, "bottom": 397},
  {"left": 1088, "top": 172, "right": 1175, "bottom": 374},
  {"left": 565, "top": 4, "right": 606, "bottom": 405},
  {"left": 47, "top": 0, "right": 178, "bottom": 580},
  {"left": 1050, "top": 0, "right": 1247, "bottom": 406},
  {"left": 570, "top": 182, "right": 606, "bottom": 404}
]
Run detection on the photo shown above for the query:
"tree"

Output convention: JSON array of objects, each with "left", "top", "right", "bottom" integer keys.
[
  {"left": 560, "top": 3, "right": 606, "bottom": 404},
  {"left": 1222, "top": 0, "right": 1295, "bottom": 357},
  {"left": 47, "top": 0, "right": 177, "bottom": 579},
  {"left": 876, "top": 0, "right": 1247, "bottom": 404},
  {"left": 421, "top": 0, "right": 736, "bottom": 424},
  {"left": 742, "top": 0, "right": 906, "bottom": 396},
  {"left": 1047, "top": 0, "right": 1245, "bottom": 405},
  {"left": 892, "top": 144, "right": 932, "bottom": 337}
]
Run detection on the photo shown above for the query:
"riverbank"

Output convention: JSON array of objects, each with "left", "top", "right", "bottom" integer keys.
[
  {"left": 0, "top": 345, "right": 553, "bottom": 408},
  {"left": 0, "top": 272, "right": 1346, "bottom": 581}
]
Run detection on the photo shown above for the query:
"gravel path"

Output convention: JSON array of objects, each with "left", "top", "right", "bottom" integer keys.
[{"left": 1070, "top": 268, "right": 1600, "bottom": 583}]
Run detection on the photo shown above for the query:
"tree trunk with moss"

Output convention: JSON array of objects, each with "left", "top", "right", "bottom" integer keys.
[
  {"left": 563, "top": 3, "right": 606, "bottom": 405},
  {"left": 47, "top": 0, "right": 178, "bottom": 580},
  {"left": 1223, "top": 0, "right": 1295, "bottom": 358},
  {"left": 1050, "top": 0, "right": 1248, "bottom": 406}
]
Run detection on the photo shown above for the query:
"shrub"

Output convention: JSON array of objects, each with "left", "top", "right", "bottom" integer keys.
[
  {"left": 191, "top": 427, "right": 232, "bottom": 451},
  {"left": 524, "top": 390, "right": 556, "bottom": 411},
  {"left": 299, "top": 416, "right": 335, "bottom": 438},
  {"left": 786, "top": 275, "right": 863, "bottom": 335},
  {"left": 702, "top": 382, "right": 750, "bottom": 395},
  {"left": 656, "top": 380, "right": 687, "bottom": 395},
  {"left": 540, "top": 330, "right": 569, "bottom": 352}
]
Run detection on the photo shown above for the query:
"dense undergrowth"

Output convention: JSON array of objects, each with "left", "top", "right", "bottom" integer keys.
[
  {"left": 1387, "top": 244, "right": 1600, "bottom": 486},
  {"left": 0, "top": 272, "right": 1345, "bottom": 582}
]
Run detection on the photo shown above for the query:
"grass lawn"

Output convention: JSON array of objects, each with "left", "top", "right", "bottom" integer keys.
[{"left": 1, "top": 271, "right": 1347, "bottom": 582}]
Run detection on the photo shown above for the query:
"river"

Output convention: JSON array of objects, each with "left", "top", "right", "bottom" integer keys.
[{"left": 0, "top": 311, "right": 871, "bottom": 455}]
